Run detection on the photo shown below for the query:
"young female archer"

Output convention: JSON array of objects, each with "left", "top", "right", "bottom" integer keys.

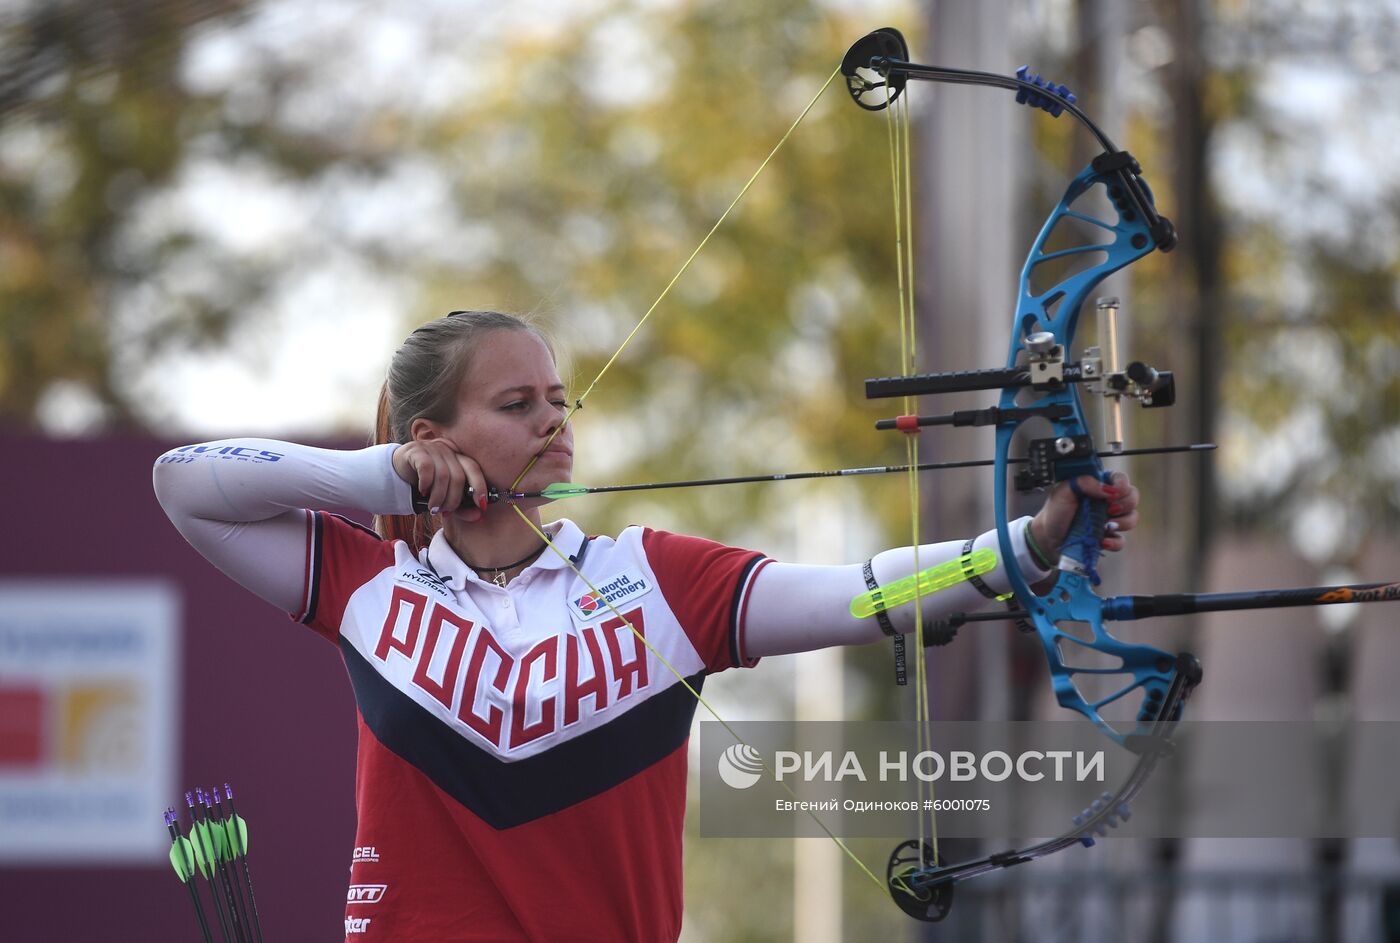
[{"left": 153, "top": 309, "right": 1138, "bottom": 942}]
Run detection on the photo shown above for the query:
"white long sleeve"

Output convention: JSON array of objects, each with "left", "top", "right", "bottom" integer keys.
[
  {"left": 152, "top": 439, "right": 412, "bottom": 613},
  {"left": 741, "top": 517, "right": 1051, "bottom": 658},
  {"left": 153, "top": 437, "right": 1051, "bottom": 659}
]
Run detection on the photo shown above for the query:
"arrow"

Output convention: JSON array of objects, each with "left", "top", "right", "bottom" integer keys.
[
  {"left": 186, "top": 791, "right": 235, "bottom": 943},
  {"left": 219, "top": 784, "right": 266, "bottom": 943},
  {"left": 411, "top": 443, "right": 1216, "bottom": 510},
  {"left": 193, "top": 788, "right": 249, "bottom": 943},
  {"left": 210, "top": 786, "right": 263, "bottom": 943},
  {"left": 165, "top": 808, "right": 214, "bottom": 943}
]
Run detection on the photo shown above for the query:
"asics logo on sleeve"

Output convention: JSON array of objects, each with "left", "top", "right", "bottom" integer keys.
[{"left": 168, "top": 444, "right": 284, "bottom": 463}]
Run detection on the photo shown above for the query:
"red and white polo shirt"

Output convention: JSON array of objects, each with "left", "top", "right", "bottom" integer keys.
[{"left": 295, "top": 512, "right": 768, "bottom": 942}]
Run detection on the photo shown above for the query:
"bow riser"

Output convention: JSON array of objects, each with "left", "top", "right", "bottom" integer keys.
[{"left": 993, "top": 160, "right": 1181, "bottom": 747}]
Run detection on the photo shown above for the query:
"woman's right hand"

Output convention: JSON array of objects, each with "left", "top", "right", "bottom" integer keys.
[{"left": 392, "top": 439, "right": 489, "bottom": 522}]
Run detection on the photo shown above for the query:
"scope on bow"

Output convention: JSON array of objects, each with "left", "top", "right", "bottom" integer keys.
[{"left": 867, "top": 296, "right": 1178, "bottom": 488}]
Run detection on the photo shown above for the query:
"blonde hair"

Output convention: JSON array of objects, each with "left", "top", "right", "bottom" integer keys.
[{"left": 372, "top": 310, "right": 552, "bottom": 551}]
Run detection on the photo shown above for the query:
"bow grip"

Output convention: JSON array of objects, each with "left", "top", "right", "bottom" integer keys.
[{"left": 1061, "top": 472, "right": 1112, "bottom": 585}]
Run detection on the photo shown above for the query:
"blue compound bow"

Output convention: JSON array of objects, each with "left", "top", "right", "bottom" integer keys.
[
  {"left": 843, "top": 27, "right": 1202, "bottom": 921},
  {"left": 466, "top": 24, "right": 1398, "bottom": 925}
]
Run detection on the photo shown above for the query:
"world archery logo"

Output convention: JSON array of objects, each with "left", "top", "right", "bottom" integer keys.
[
  {"left": 568, "top": 569, "right": 653, "bottom": 622},
  {"left": 717, "top": 744, "right": 765, "bottom": 790}
]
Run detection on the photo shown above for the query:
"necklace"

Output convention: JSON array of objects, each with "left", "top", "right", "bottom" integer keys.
[{"left": 464, "top": 542, "right": 548, "bottom": 588}]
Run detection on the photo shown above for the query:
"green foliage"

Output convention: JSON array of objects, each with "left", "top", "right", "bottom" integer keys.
[
  {"left": 1207, "top": 62, "right": 1400, "bottom": 540},
  {"left": 408, "top": 0, "right": 922, "bottom": 544},
  {"left": 0, "top": 1, "right": 240, "bottom": 424}
]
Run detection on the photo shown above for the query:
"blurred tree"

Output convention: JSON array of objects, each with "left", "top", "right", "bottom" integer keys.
[
  {"left": 0, "top": 0, "right": 925, "bottom": 541},
  {"left": 1199, "top": 1, "right": 1400, "bottom": 552},
  {"left": 413, "top": 0, "right": 922, "bottom": 544},
  {"left": 0, "top": 0, "right": 248, "bottom": 426}
]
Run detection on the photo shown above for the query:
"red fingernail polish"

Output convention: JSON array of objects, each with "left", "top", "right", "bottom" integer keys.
[
  {"left": 1108, "top": 504, "right": 1123, "bottom": 516},
  {"left": 1102, "top": 486, "right": 1120, "bottom": 497},
  {"left": 477, "top": 496, "right": 487, "bottom": 511},
  {"left": 1101, "top": 538, "right": 1112, "bottom": 548}
]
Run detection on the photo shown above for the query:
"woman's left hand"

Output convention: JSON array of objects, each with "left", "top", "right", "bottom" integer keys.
[{"left": 1027, "top": 471, "right": 1140, "bottom": 567}]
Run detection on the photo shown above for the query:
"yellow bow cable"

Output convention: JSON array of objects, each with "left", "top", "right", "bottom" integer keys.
[
  {"left": 505, "top": 62, "right": 891, "bottom": 895},
  {"left": 501, "top": 55, "right": 937, "bottom": 902},
  {"left": 881, "top": 77, "right": 938, "bottom": 873},
  {"left": 510, "top": 64, "right": 845, "bottom": 495}
]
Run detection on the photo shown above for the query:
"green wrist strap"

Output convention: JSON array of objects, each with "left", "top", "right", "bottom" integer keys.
[{"left": 1024, "top": 520, "right": 1055, "bottom": 571}]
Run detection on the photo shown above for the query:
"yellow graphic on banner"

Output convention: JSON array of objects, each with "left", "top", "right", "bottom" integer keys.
[{"left": 58, "top": 683, "right": 142, "bottom": 772}]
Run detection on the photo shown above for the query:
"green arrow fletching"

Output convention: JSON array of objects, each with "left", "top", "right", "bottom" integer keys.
[
  {"left": 223, "top": 814, "right": 248, "bottom": 857},
  {"left": 210, "top": 820, "right": 231, "bottom": 860},
  {"left": 189, "top": 821, "right": 216, "bottom": 877},
  {"left": 169, "top": 837, "right": 198, "bottom": 882},
  {"left": 850, "top": 549, "right": 999, "bottom": 618},
  {"left": 538, "top": 483, "right": 590, "bottom": 500}
]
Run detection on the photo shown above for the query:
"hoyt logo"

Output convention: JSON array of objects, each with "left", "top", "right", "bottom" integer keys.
[
  {"left": 570, "top": 570, "right": 652, "bottom": 621},
  {"left": 348, "top": 884, "right": 387, "bottom": 905}
]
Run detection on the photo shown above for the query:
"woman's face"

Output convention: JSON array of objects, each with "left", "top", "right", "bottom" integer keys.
[{"left": 429, "top": 328, "right": 573, "bottom": 496}]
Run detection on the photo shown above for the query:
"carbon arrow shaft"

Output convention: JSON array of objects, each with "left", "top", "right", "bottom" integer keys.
[
  {"left": 411, "top": 444, "right": 1215, "bottom": 511},
  {"left": 504, "top": 443, "right": 1217, "bottom": 502},
  {"left": 220, "top": 785, "right": 265, "bottom": 943},
  {"left": 166, "top": 811, "right": 214, "bottom": 943}
]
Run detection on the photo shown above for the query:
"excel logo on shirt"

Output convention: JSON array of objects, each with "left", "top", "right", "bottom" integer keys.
[{"left": 569, "top": 570, "right": 653, "bottom": 622}]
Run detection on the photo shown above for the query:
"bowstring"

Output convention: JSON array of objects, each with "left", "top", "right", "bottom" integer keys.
[
  {"left": 510, "top": 65, "right": 844, "bottom": 493},
  {"left": 503, "top": 62, "right": 889, "bottom": 894},
  {"left": 883, "top": 83, "right": 937, "bottom": 865}
]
